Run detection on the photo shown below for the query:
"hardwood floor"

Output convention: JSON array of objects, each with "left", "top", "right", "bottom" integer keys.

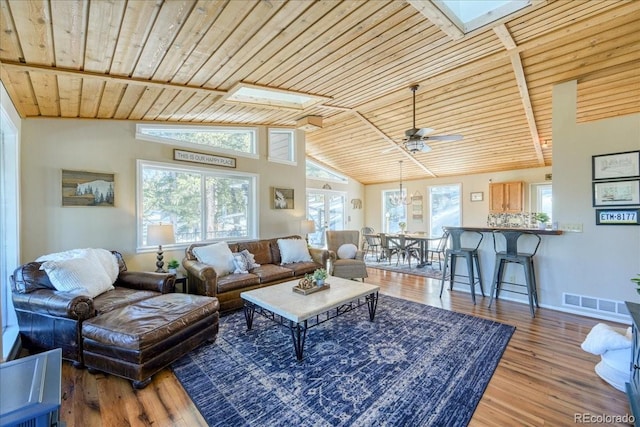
[{"left": 59, "top": 268, "right": 631, "bottom": 426}]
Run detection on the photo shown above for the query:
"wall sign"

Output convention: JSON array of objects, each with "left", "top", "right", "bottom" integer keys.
[
  {"left": 595, "top": 208, "right": 640, "bottom": 225},
  {"left": 173, "top": 149, "right": 236, "bottom": 168}
]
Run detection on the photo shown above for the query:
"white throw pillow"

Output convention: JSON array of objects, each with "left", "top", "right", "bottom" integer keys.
[
  {"left": 192, "top": 242, "right": 235, "bottom": 277},
  {"left": 88, "top": 248, "right": 119, "bottom": 283},
  {"left": 337, "top": 243, "right": 358, "bottom": 259},
  {"left": 41, "top": 257, "right": 114, "bottom": 297},
  {"left": 277, "top": 239, "right": 313, "bottom": 264}
]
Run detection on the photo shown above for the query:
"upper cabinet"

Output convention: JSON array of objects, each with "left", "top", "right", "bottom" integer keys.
[{"left": 489, "top": 181, "right": 524, "bottom": 213}]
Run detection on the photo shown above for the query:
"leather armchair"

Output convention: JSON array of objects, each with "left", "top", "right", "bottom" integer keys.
[{"left": 10, "top": 251, "right": 175, "bottom": 366}]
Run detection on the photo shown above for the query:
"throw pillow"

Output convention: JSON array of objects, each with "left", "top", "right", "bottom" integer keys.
[
  {"left": 192, "top": 242, "right": 235, "bottom": 277},
  {"left": 277, "top": 238, "right": 313, "bottom": 264},
  {"left": 41, "top": 257, "right": 114, "bottom": 298},
  {"left": 88, "top": 248, "right": 119, "bottom": 283},
  {"left": 232, "top": 253, "right": 250, "bottom": 274},
  {"left": 337, "top": 243, "right": 358, "bottom": 259},
  {"left": 240, "top": 249, "right": 260, "bottom": 268}
]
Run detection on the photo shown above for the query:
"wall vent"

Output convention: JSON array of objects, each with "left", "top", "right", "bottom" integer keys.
[{"left": 563, "top": 293, "right": 629, "bottom": 317}]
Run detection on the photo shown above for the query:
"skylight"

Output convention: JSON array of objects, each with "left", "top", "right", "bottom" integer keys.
[
  {"left": 433, "top": 0, "right": 530, "bottom": 33},
  {"left": 224, "top": 83, "right": 330, "bottom": 111}
]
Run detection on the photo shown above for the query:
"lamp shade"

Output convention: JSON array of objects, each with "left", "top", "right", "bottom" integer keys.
[
  {"left": 147, "top": 224, "right": 175, "bottom": 246},
  {"left": 300, "top": 220, "right": 315, "bottom": 235}
]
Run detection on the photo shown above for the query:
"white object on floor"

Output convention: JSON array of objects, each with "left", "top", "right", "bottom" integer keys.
[{"left": 581, "top": 322, "right": 632, "bottom": 391}]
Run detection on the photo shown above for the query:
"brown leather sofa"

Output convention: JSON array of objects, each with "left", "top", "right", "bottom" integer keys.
[
  {"left": 11, "top": 251, "right": 220, "bottom": 388},
  {"left": 183, "top": 235, "right": 329, "bottom": 312}
]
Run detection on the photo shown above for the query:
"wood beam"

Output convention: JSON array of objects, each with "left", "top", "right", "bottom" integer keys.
[
  {"left": 351, "top": 110, "right": 437, "bottom": 177},
  {"left": 406, "top": 0, "right": 464, "bottom": 41},
  {"left": 493, "top": 24, "right": 545, "bottom": 166},
  {"left": 0, "top": 60, "right": 227, "bottom": 96}
]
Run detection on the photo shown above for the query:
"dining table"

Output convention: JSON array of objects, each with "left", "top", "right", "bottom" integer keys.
[{"left": 366, "top": 233, "right": 443, "bottom": 268}]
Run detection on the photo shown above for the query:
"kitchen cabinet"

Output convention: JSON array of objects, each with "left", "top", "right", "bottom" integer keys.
[{"left": 489, "top": 181, "right": 524, "bottom": 213}]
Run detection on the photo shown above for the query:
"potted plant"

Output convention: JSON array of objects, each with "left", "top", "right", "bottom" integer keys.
[
  {"left": 313, "top": 268, "right": 328, "bottom": 286},
  {"left": 534, "top": 213, "right": 550, "bottom": 230},
  {"left": 398, "top": 222, "right": 406, "bottom": 234},
  {"left": 167, "top": 259, "right": 180, "bottom": 274},
  {"left": 632, "top": 274, "right": 640, "bottom": 295}
]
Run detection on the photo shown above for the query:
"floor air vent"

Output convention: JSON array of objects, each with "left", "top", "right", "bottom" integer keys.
[{"left": 563, "top": 293, "right": 630, "bottom": 317}]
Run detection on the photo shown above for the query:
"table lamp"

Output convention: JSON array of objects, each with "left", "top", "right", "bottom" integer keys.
[
  {"left": 300, "top": 220, "right": 315, "bottom": 244},
  {"left": 147, "top": 223, "right": 175, "bottom": 272}
]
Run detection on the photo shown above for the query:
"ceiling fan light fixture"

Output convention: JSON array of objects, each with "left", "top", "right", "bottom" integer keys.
[{"left": 405, "top": 140, "right": 424, "bottom": 153}]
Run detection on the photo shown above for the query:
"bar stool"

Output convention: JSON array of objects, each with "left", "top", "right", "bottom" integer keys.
[
  {"left": 488, "top": 230, "right": 541, "bottom": 317},
  {"left": 439, "top": 228, "right": 485, "bottom": 304}
]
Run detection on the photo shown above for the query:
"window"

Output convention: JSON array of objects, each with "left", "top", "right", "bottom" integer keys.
[
  {"left": 433, "top": 0, "right": 531, "bottom": 33},
  {"left": 383, "top": 190, "right": 408, "bottom": 233},
  {"left": 224, "top": 82, "right": 330, "bottom": 110},
  {"left": 429, "top": 184, "right": 461, "bottom": 236},
  {"left": 306, "top": 190, "right": 346, "bottom": 247},
  {"left": 1, "top": 104, "right": 19, "bottom": 362},
  {"left": 531, "top": 183, "right": 553, "bottom": 221},
  {"left": 137, "top": 160, "right": 258, "bottom": 249},
  {"left": 136, "top": 124, "right": 258, "bottom": 158},
  {"left": 268, "top": 129, "right": 296, "bottom": 165},
  {"left": 306, "top": 159, "right": 348, "bottom": 183}
]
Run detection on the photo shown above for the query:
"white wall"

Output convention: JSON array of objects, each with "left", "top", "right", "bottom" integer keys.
[{"left": 19, "top": 120, "right": 365, "bottom": 271}]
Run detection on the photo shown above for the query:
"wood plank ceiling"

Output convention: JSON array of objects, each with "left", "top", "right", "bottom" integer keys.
[{"left": 1, "top": 0, "right": 638, "bottom": 184}]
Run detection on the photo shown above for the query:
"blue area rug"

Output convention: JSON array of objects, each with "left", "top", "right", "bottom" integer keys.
[{"left": 172, "top": 295, "right": 514, "bottom": 426}]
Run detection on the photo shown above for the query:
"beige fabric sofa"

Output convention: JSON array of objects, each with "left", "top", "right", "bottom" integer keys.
[{"left": 183, "top": 235, "right": 329, "bottom": 312}]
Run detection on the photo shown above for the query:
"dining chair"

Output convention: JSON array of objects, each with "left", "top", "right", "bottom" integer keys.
[
  {"left": 426, "top": 230, "right": 449, "bottom": 270},
  {"left": 397, "top": 234, "right": 421, "bottom": 268},
  {"left": 360, "top": 226, "right": 380, "bottom": 261},
  {"left": 379, "top": 233, "right": 400, "bottom": 265}
]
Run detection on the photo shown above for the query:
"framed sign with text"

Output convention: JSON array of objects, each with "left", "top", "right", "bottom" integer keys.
[
  {"left": 173, "top": 149, "right": 236, "bottom": 168},
  {"left": 595, "top": 208, "right": 640, "bottom": 225}
]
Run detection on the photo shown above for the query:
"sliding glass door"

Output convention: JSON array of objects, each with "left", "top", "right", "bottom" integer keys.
[{"left": 306, "top": 190, "right": 346, "bottom": 247}]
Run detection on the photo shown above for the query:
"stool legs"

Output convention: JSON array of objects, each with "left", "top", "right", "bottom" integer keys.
[
  {"left": 489, "top": 257, "right": 538, "bottom": 317},
  {"left": 439, "top": 252, "right": 483, "bottom": 304}
]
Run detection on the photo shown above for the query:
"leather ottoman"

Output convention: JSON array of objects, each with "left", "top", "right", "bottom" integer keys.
[{"left": 82, "top": 293, "right": 219, "bottom": 388}]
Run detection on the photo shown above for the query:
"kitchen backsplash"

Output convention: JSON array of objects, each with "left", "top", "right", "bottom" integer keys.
[{"left": 487, "top": 212, "right": 538, "bottom": 228}]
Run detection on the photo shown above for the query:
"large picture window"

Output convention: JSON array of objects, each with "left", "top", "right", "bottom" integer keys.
[
  {"left": 137, "top": 160, "right": 258, "bottom": 249},
  {"left": 382, "top": 190, "right": 408, "bottom": 233},
  {"left": 429, "top": 184, "right": 461, "bottom": 236}
]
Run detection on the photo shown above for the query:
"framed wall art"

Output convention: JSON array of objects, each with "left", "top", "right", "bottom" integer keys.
[
  {"left": 273, "top": 187, "right": 294, "bottom": 209},
  {"left": 592, "top": 150, "right": 640, "bottom": 181},
  {"left": 470, "top": 192, "right": 484, "bottom": 202},
  {"left": 62, "top": 169, "right": 115, "bottom": 207},
  {"left": 592, "top": 179, "right": 640, "bottom": 207}
]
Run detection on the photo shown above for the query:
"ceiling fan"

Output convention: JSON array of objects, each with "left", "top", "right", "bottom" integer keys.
[{"left": 382, "top": 85, "right": 463, "bottom": 154}]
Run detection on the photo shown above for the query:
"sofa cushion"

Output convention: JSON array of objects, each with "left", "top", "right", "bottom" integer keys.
[
  {"left": 217, "top": 273, "right": 261, "bottom": 294},
  {"left": 93, "top": 287, "right": 160, "bottom": 315},
  {"left": 238, "top": 241, "right": 273, "bottom": 265},
  {"left": 281, "top": 261, "right": 318, "bottom": 277},
  {"left": 251, "top": 264, "right": 295, "bottom": 283},
  {"left": 192, "top": 242, "right": 235, "bottom": 277},
  {"left": 277, "top": 239, "right": 313, "bottom": 264},
  {"left": 40, "top": 257, "right": 115, "bottom": 297}
]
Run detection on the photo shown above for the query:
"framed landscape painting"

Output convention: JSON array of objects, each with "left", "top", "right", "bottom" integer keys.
[{"left": 62, "top": 170, "right": 115, "bottom": 207}]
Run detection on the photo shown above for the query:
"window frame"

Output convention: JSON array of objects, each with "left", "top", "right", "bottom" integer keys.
[
  {"left": 306, "top": 159, "right": 348, "bottom": 184},
  {"left": 136, "top": 123, "right": 259, "bottom": 159},
  {"left": 136, "top": 160, "right": 259, "bottom": 252},
  {"left": 268, "top": 128, "right": 296, "bottom": 165}
]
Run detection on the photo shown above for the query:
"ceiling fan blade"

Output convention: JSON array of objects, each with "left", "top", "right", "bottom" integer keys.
[
  {"left": 415, "top": 127, "right": 434, "bottom": 137},
  {"left": 425, "top": 134, "right": 464, "bottom": 142},
  {"left": 421, "top": 144, "right": 432, "bottom": 153},
  {"left": 381, "top": 145, "right": 402, "bottom": 154}
]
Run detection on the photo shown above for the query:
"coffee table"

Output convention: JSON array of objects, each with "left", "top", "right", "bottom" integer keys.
[{"left": 241, "top": 276, "right": 379, "bottom": 361}]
